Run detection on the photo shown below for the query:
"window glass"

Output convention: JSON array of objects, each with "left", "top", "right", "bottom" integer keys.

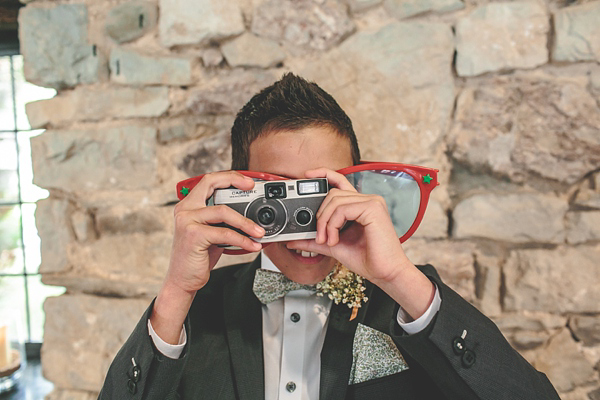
[
  {"left": 18, "top": 130, "right": 48, "bottom": 203},
  {"left": 0, "top": 132, "right": 19, "bottom": 203},
  {"left": 27, "top": 275, "right": 66, "bottom": 342},
  {"left": 0, "top": 54, "right": 63, "bottom": 345},
  {"left": 0, "top": 275, "right": 27, "bottom": 339},
  {"left": 0, "top": 205, "right": 23, "bottom": 275},
  {"left": 0, "top": 57, "right": 15, "bottom": 131},
  {"left": 13, "top": 55, "right": 56, "bottom": 131},
  {"left": 22, "top": 203, "right": 42, "bottom": 274}
]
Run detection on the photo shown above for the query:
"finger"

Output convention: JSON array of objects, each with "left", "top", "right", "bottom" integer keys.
[
  {"left": 178, "top": 171, "right": 255, "bottom": 211},
  {"left": 325, "top": 203, "right": 365, "bottom": 246},
  {"left": 316, "top": 195, "right": 372, "bottom": 244},
  {"left": 304, "top": 168, "right": 356, "bottom": 192},
  {"left": 316, "top": 189, "right": 360, "bottom": 220},
  {"left": 190, "top": 205, "right": 266, "bottom": 238},
  {"left": 203, "top": 225, "right": 263, "bottom": 253}
]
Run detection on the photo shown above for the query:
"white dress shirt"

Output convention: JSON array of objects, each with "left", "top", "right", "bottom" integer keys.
[{"left": 148, "top": 252, "right": 442, "bottom": 399}]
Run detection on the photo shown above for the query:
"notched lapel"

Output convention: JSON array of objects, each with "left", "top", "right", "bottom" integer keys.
[
  {"left": 319, "top": 281, "right": 375, "bottom": 400},
  {"left": 224, "top": 258, "right": 265, "bottom": 400}
]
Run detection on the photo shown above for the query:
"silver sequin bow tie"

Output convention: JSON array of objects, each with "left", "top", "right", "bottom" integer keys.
[{"left": 252, "top": 269, "right": 319, "bottom": 304}]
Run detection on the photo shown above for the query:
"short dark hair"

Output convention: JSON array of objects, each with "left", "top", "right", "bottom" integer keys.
[{"left": 231, "top": 73, "right": 360, "bottom": 170}]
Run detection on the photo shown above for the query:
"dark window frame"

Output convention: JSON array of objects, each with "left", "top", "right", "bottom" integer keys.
[{"left": 0, "top": 30, "right": 46, "bottom": 355}]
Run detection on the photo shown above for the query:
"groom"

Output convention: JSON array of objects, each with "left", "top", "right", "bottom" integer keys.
[{"left": 98, "top": 73, "right": 560, "bottom": 399}]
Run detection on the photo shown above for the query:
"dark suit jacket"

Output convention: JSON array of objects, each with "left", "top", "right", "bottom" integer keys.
[{"left": 98, "top": 258, "right": 560, "bottom": 400}]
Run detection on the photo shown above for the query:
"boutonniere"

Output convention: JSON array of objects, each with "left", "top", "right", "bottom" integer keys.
[{"left": 317, "top": 262, "right": 368, "bottom": 321}]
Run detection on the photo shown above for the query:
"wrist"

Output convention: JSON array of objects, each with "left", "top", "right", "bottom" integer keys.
[
  {"left": 373, "top": 262, "right": 435, "bottom": 321},
  {"left": 150, "top": 280, "right": 196, "bottom": 344}
]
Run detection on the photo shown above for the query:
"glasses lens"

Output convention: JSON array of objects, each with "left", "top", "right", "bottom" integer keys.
[{"left": 345, "top": 170, "right": 421, "bottom": 238}]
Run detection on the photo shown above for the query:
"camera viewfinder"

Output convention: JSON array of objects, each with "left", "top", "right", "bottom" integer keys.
[{"left": 265, "top": 182, "right": 287, "bottom": 199}]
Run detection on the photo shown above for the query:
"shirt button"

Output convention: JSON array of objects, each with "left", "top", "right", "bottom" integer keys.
[
  {"left": 286, "top": 381, "right": 296, "bottom": 392},
  {"left": 290, "top": 312, "right": 301, "bottom": 323}
]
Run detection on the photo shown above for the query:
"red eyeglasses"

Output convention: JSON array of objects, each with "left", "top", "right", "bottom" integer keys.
[{"left": 176, "top": 161, "right": 438, "bottom": 254}]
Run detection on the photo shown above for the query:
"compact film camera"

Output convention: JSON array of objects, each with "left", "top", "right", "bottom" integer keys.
[{"left": 213, "top": 178, "right": 329, "bottom": 243}]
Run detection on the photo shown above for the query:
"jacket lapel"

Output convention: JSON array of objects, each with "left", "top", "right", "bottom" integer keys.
[
  {"left": 319, "top": 281, "right": 375, "bottom": 400},
  {"left": 224, "top": 257, "right": 265, "bottom": 400}
]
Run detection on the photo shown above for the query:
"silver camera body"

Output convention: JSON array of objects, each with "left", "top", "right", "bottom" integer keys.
[{"left": 213, "top": 178, "right": 329, "bottom": 243}]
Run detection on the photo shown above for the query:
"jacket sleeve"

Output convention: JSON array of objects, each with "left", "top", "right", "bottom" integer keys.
[
  {"left": 389, "top": 264, "right": 561, "bottom": 400},
  {"left": 97, "top": 300, "right": 189, "bottom": 400}
]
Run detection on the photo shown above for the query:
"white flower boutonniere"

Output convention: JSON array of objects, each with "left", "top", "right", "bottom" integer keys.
[{"left": 316, "top": 262, "right": 368, "bottom": 320}]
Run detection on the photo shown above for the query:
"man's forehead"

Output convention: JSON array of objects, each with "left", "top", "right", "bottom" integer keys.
[{"left": 247, "top": 128, "right": 353, "bottom": 177}]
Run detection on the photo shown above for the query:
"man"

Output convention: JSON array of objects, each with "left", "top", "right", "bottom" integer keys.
[{"left": 99, "top": 73, "right": 560, "bottom": 399}]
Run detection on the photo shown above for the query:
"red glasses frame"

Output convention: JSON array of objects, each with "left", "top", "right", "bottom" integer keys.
[
  {"left": 176, "top": 161, "right": 438, "bottom": 253},
  {"left": 336, "top": 162, "right": 438, "bottom": 243}
]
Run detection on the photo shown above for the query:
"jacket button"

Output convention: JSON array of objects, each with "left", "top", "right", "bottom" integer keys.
[
  {"left": 127, "top": 379, "right": 137, "bottom": 394},
  {"left": 286, "top": 381, "right": 296, "bottom": 392},
  {"left": 452, "top": 337, "right": 466, "bottom": 355},
  {"left": 462, "top": 349, "right": 476, "bottom": 368},
  {"left": 290, "top": 313, "right": 301, "bottom": 323},
  {"left": 129, "top": 365, "right": 141, "bottom": 383}
]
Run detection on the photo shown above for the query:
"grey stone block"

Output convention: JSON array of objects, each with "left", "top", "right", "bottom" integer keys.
[
  {"left": 42, "top": 295, "right": 150, "bottom": 391},
  {"left": 19, "top": 4, "right": 105, "bottom": 89},
  {"left": 384, "top": 0, "right": 464, "bottom": 20},
  {"left": 455, "top": 2, "right": 549, "bottom": 77},
  {"left": 159, "top": 0, "right": 244, "bottom": 47},
  {"left": 566, "top": 211, "right": 600, "bottom": 244},
  {"left": 105, "top": 1, "right": 157, "bottom": 43},
  {"left": 109, "top": 48, "right": 193, "bottom": 85},
  {"left": 448, "top": 72, "right": 600, "bottom": 185},
  {"left": 533, "top": 329, "right": 595, "bottom": 393},
  {"left": 504, "top": 245, "right": 600, "bottom": 313},
  {"left": 31, "top": 127, "right": 158, "bottom": 192},
  {"left": 569, "top": 315, "right": 600, "bottom": 346},
  {"left": 26, "top": 87, "right": 170, "bottom": 128},
  {"left": 252, "top": 0, "right": 355, "bottom": 51},
  {"left": 36, "top": 197, "right": 74, "bottom": 274},
  {"left": 293, "top": 21, "right": 455, "bottom": 165},
  {"left": 453, "top": 193, "right": 567, "bottom": 243},
  {"left": 553, "top": 2, "right": 600, "bottom": 62},
  {"left": 221, "top": 33, "right": 285, "bottom": 68},
  {"left": 347, "top": 0, "right": 382, "bottom": 13}
]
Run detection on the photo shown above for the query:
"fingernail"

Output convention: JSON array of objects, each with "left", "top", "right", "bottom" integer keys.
[{"left": 255, "top": 225, "right": 265, "bottom": 234}]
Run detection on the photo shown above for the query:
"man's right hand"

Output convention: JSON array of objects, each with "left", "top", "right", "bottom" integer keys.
[{"left": 150, "top": 171, "right": 265, "bottom": 344}]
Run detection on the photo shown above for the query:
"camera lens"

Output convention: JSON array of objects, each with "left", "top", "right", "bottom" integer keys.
[
  {"left": 295, "top": 209, "right": 312, "bottom": 226},
  {"left": 257, "top": 206, "right": 275, "bottom": 226}
]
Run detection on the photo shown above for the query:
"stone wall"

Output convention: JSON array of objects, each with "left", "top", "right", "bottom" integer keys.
[{"left": 17, "top": 0, "right": 600, "bottom": 398}]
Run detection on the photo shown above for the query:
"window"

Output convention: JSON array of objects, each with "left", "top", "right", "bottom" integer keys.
[{"left": 0, "top": 54, "right": 65, "bottom": 345}]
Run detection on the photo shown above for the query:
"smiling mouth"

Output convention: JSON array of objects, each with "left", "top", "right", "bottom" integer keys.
[
  {"left": 285, "top": 247, "right": 325, "bottom": 264},
  {"left": 292, "top": 249, "right": 320, "bottom": 258}
]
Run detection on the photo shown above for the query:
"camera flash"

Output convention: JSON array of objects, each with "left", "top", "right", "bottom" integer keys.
[{"left": 298, "top": 181, "right": 321, "bottom": 195}]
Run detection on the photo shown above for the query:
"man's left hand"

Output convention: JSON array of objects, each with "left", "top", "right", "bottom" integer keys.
[{"left": 287, "top": 168, "right": 435, "bottom": 320}]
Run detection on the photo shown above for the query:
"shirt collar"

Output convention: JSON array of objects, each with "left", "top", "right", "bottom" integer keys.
[{"left": 260, "top": 251, "right": 281, "bottom": 273}]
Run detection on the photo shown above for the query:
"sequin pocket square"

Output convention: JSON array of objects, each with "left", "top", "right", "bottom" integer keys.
[{"left": 348, "top": 323, "right": 409, "bottom": 385}]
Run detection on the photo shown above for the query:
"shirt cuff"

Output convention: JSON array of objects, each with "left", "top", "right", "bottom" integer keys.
[
  {"left": 147, "top": 318, "right": 187, "bottom": 359},
  {"left": 396, "top": 283, "right": 441, "bottom": 335}
]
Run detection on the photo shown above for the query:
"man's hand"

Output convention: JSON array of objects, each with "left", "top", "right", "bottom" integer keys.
[
  {"left": 287, "top": 168, "right": 435, "bottom": 321},
  {"left": 151, "top": 171, "right": 265, "bottom": 344}
]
